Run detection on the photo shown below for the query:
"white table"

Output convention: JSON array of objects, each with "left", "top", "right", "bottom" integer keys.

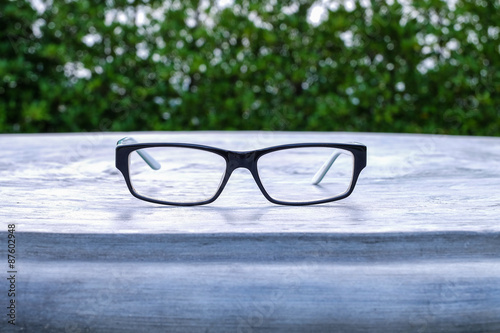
[{"left": 1, "top": 131, "right": 499, "bottom": 332}]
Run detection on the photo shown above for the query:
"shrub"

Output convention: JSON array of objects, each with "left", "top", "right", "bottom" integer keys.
[{"left": 1, "top": 0, "right": 499, "bottom": 135}]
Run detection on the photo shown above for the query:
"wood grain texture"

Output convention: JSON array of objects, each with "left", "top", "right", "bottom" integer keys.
[{"left": 1, "top": 131, "right": 499, "bottom": 332}]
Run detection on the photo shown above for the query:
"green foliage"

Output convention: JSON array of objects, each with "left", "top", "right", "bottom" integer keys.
[{"left": 1, "top": 0, "right": 499, "bottom": 135}]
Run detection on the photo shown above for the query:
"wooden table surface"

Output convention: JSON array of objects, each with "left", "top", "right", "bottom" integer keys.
[{"left": 1, "top": 131, "right": 499, "bottom": 332}]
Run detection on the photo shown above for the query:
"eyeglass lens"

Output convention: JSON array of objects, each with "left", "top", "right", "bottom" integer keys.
[
  {"left": 257, "top": 147, "right": 354, "bottom": 203},
  {"left": 129, "top": 147, "right": 226, "bottom": 204}
]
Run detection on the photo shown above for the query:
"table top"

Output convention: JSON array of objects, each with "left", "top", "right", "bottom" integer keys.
[
  {"left": 2, "top": 131, "right": 499, "bottom": 233},
  {"left": 1, "top": 131, "right": 499, "bottom": 332}
]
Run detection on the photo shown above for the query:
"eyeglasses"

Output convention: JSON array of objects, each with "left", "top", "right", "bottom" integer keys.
[{"left": 115, "top": 137, "right": 367, "bottom": 206}]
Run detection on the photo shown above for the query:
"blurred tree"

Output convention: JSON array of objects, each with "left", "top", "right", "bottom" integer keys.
[
  {"left": 0, "top": 0, "right": 65, "bottom": 132},
  {"left": 1, "top": 0, "right": 499, "bottom": 135}
]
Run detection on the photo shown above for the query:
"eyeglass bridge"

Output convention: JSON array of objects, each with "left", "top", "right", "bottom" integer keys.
[{"left": 226, "top": 151, "right": 257, "bottom": 172}]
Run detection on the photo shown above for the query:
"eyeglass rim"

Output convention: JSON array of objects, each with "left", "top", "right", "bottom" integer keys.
[{"left": 116, "top": 142, "right": 367, "bottom": 206}]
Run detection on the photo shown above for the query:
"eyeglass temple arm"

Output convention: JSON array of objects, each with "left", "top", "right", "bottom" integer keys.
[
  {"left": 311, "top": 151, "right": 342, "bottom": 185},
  {"left": 117, "top": 137, "right": 161, "bottom": 170}
]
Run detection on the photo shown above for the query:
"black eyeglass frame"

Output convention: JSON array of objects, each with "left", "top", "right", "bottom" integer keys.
[{"left": 115, "top": 142, "right": 367, "bottom": 206}]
